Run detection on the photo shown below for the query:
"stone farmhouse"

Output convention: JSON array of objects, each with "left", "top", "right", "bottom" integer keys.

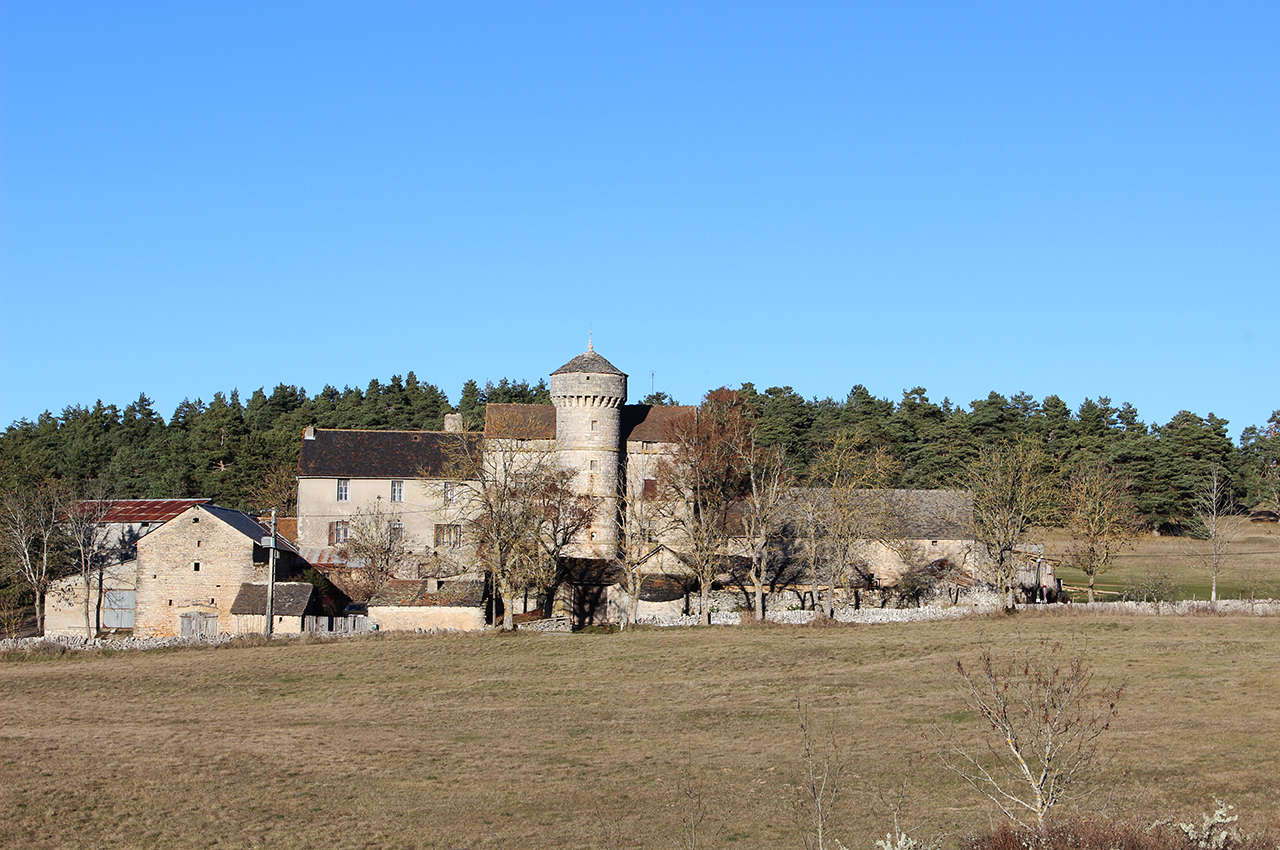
[{"left": 44, "top": 498, "right": 210, "bottom": 636}]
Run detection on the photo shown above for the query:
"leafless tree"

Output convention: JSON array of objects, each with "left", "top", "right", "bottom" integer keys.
[
  {"left": 246, "top": 462, "right": 298, "bottom": 515},
  {"left": 793, "top": 702, "right": 845, "bottom": 850},
  {"left": 808, "top": 430, "right": 900, "bottom": 612},
  {"left": 737, "top": 439, "right": 791, "bottom": 620},
  {"left": 967, "top": 437, "right": 1058, "bottom": 609},
  {"left": 338, "top": 497, "right": 419, "bottom": 602},
  {"left": 58, "top": 483, "right": 116, "bottom": 638},
  {"left": 433, "top": 407, "right": 594, "bottom": 630},
  {"left": 939, "top": 642, "right": 1123, "bottom": 832},
  {"left": 0, "top": 480, "right": 65, "bottom": 635},
  {"left": 614, "top": 481, "right": 665, "bottom": 629},
  {"left": 1063, "top": 459, "right": 1142, "bottom": 603},
  {"left": 654, "top": 389, "right": 751, "bottom": 625},
  {"left": 1191, "top": 465, "right": 1239, "bottom": 604}
]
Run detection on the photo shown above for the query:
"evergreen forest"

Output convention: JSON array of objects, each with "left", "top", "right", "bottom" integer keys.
[{"left": 1, "top": 374, "right": 1277, "bottom": 535}]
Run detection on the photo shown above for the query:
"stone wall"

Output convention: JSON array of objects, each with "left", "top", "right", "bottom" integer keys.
[{"left": 134, "top": 505, "right": 266, "bottom": 638}]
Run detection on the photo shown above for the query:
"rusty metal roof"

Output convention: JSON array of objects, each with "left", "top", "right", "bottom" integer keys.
[{"left": 77, "top": 499, "right": 211, "bottom": 523}]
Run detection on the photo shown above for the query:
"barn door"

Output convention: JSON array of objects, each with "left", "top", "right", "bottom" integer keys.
[
  {"left": 103, "top": 590, "right": 135, "bottom": 629},
  {"left": 179, "top": 611, "right": 218, "bottom": 638}
]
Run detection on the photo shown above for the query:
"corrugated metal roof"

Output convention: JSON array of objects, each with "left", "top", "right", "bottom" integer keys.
[
  {"left": 298, "top": 546, "right": 346, "bottom": 568},
  {"left": 79, "top": 499, "right": 211, "bottom": 523}
]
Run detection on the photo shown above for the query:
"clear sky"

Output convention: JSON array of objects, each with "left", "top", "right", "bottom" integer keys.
[{"left": 2, "top": 2, "right": 1276, "bottom": 439}]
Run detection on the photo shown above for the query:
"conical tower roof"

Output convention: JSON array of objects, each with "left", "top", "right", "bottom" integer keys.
[{"left": 551, "top": 343, "right": 625, "bottom": 377}]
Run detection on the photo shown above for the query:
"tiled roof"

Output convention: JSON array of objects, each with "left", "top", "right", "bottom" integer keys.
[
  {"left": 78, "top": 499, "right": 211, "bottom": 523},
  {"left": 484, "top": 404, "right": 556, "bottom": 440},
  {"left": 230, "top": 582, "right": 315, "bottom": 616},
  {"left": 787, "top": 488, "right": 975, "bottom": 540},
  {"left": 551, "top": 348, "right": 625, "bottom": 376},
  {"left": 621, "top": 405, "right": 696, "bottom": 442},
  {"left": 297, "top": 428, "right": 481, "bottom": 479}
]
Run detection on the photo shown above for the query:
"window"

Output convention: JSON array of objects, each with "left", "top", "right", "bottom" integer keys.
[
  {"left": 434, "top": 524, "right": 462, "bottom": 549},
  {"left": 589, "top": 460, "right": 598, "bottom": 471},
  {"left": 329, "top": 520, "right": 349, "bottom": 545},
  {"left": 591, "top": 420, "right": 598, "bottom": 431},
  {"left": 337, "top": 479, "right": 349, "bottom": 501},
  {"left": 391, "top": 480, "right": 404, "bottom": 502},
  {"left": 390, "top": 522, "right": 404, "bottom": 543},
  {"left": 443, "top": 482, "right": 457, "bottom": 505},
  {"left": 193, "top": 562, "right": 200, "bottom": 572}
]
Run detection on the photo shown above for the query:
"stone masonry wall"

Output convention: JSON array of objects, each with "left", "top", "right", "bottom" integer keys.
[{"left": 134, "top": 505, "right": 266, "bottom": 638}]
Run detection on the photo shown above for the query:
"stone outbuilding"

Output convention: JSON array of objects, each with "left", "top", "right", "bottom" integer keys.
[
  {"left": 229, "top": 582, "right": 320, "bottom": 635},
  {"left": 134, "top": 503, "right": 301, "bottom": 638}
]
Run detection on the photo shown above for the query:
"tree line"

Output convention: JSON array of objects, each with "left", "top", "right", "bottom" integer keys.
[{"left": 0, "top": 373, "right": 1276, "bottom": 532}]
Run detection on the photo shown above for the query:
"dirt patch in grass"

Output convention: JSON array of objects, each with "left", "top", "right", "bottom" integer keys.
[{"left": 2, "top": 616, "right": 1278, "bottom": 849}]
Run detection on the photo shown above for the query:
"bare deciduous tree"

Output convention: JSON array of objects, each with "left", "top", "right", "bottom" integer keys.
[
  {"left": 655, "top": 390, "right": 751, "bottom": 625},
  {"left": 738, "top": 440, "right": 791, "bottom": 620},
  {"left": 58, "top": 483, "right": 116, "bottom": 638},
  {"left": 614, "top": 481, "right": 664, "bottom": 630},
  {"left": 939, "top": 642, "right": 1124, "bottom": 832},
  {"left": 338, "top": 498, "right": 419, "bottom": 602},
  {"left": 0, "top": 480, "right": 65, "bottom": 634},
  {"left": 434, "top": 408, "right": 594, "bottom": 630},
  {"left": 1191, "top": 465, "right": 1238, "bottom": 604},
  {"left": 794, "top": 702, "right": 845, "bottom": 850},
  {"left": 246, "top": 462, "right": 298, "bottom": 515},
  {"left": 967, "top": 437, "right": 1058, "bottom": 609},
  {"left": 806, "top": 430, "right": 900, "bottom": 614},
  {"left": 1063, "top": 459, "right": 1142, "bottom": 603}
]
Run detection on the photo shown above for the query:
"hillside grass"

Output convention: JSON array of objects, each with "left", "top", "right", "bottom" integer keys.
[
  {"left": 3, "top": 613, "right": 1280, "bottom": 849},
  {"left": 1041, "top": 518, "right": 1280, "bottom": 601}
]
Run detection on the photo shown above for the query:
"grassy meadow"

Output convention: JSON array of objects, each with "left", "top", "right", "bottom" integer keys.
[
  {"left": 1043, "top": 517, "right": 1280, "bottom": 601},
  {"left": 3, "top": 612, "right": 1280, "bottom": 850}
]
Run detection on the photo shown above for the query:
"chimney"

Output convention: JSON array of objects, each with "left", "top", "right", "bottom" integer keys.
[
  {"left": 303, "top": 425, "right": 316, "bottom": 440},
  {"left": 443, "top": 413, "right": 463, "bottom": 432}
]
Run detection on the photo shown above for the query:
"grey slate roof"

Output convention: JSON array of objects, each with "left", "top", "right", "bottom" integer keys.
[
  {"left": 551, "top": 348, "right": 626, "bottom": 376},
  {"left": 787, "top": 488, "right": 975, "bottom": 539},
  {"left": 297, "top": 428, "right": 482, "bottom": 479},
  {"left": 199, "top": 504, "right": 299, "bottom": 555},
  {"left": 230, "top": 582, "right": 315, "bottom": 616}
]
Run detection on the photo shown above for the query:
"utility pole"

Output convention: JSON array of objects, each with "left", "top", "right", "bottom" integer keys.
[{"left": 265, "top": 509, "right": 277, "bottom": 636}]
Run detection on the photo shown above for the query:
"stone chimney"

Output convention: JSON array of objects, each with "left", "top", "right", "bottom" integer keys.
[{"left": 443, "top": 413, "right": 463, "bottom": 432}]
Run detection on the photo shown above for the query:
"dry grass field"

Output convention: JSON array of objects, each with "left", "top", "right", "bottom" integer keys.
[
  {"left": 3, "top": 613, "right": 1279, "bottom": 850},
  {"left": 1043, "top": 518, "right": 1280, "bottom": 601}
]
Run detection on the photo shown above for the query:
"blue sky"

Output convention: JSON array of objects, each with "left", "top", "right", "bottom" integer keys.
[{"left": 2, "top": 2, "right": 1276, "bottom": 439}]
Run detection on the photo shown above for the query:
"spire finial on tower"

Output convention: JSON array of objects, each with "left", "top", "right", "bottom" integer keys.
[{"left": 588, "top": 331, "right": 593, "bottom": 352}]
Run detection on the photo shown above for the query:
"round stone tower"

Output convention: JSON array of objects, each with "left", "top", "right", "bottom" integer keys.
[{"left": 549, "top": 341, "right": 627, "bottom": 556}]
